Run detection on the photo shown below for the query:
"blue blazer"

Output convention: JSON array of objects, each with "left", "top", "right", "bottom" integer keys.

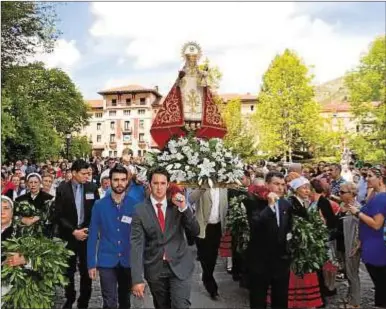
[{"left": 87, "top": 193, "right": 137, "bottom": 269}]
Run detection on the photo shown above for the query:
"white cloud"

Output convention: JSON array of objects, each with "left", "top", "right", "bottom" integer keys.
[
  {"left": 88, "top": 2, "right": 377, "bottom": 95},
  {"left": 33, "top": 39, "right": 81, "bottom": 75}
]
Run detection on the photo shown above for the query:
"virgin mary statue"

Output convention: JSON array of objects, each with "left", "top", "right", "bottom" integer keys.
[{"left": 150, "top": 42, "right": 227, "bottom": 149}]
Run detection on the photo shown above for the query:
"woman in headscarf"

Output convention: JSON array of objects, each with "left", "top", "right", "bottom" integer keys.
[{"left": 287, "top": 176, "right": 324, "bottom": 309}]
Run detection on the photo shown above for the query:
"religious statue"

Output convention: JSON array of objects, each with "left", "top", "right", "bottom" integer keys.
[{"left": 150, "top": 42, "right": 226, "bottom": 149}]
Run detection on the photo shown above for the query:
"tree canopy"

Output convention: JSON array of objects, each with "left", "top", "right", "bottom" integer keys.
[
  {"left": 253, "top": 49, "right": 324, "bottom": 161},
  {"left": 345, "top": 36, "right": 386, "bottom": 162}
]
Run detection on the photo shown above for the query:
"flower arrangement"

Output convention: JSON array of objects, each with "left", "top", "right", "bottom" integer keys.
[
  {"left": 1, "top": 236, "right": 74, "bottom": 309},
  {"left": 226, "top": 196, "right": 250, "bottom": 253},
  {"left": 289, "top": 209, "right": 329, "bottom": 276},
  {"left": 146, "top": 134, "right": 245, "bottom": 187}
]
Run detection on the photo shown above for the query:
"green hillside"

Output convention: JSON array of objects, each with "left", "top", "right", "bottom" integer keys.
[{"left": 315, "top": 76, "right": 349, "bottom": 105}]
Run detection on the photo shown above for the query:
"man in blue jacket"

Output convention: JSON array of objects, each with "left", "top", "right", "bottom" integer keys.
[{"left": 87, "top": 164, "right": 137, "bottom": 309}]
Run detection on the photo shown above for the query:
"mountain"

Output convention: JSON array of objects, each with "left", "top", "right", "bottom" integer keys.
[{"left": 315, "top": 76, "right": 349, "bottom": 105}]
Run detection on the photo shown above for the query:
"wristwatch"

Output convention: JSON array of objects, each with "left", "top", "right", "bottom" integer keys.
[{"left": 354, "top": 211, "right": 361, "bottom": 218}]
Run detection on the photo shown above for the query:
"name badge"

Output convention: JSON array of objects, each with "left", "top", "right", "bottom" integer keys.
[
  {"left": 121, "top": 216, "right": 132, "bottom": 224},
  {"left": 85, "top": 193, "right": 95, "bottom": 200}
]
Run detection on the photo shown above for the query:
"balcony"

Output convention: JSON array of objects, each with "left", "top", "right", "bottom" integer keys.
[
  {"left": 122, "top": 127, "right": 132, "bottom": 133},
  {"left": 109, "top": 142, "right": 117, "bottom": 149}
]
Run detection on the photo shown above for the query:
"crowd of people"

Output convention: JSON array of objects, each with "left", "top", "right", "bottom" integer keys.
[{"left": 1, "top": 155, "right": 386, "bottom": 309}]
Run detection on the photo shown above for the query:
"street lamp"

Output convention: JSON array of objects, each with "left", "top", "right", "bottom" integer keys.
[{"left": 66, "top": 132, "right": 71, "bottom": 160}]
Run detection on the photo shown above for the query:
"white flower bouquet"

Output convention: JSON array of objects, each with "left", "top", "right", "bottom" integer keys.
[{"left": 146, "top": 135, "right": 245, "bottom": 187}]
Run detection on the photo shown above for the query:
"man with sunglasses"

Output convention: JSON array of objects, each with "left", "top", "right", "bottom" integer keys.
[{"left": 357, "top": 163, "right": 372, "bottom": 205}]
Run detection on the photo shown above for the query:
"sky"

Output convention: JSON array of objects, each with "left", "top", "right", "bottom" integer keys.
[{"left": 33, "top": 2, "right": 385, "bottom": 100}]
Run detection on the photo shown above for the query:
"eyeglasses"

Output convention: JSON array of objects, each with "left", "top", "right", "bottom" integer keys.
[{"left": 340, "top": 190, "right": 349, "bottom": 195}]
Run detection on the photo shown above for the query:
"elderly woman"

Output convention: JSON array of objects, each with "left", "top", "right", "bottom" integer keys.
[
  {"left": 1, "top": 196, "right": 31, "bottom": 297},
  {"left": 286, "top": 176, "right": 324, "bottom": 309},
  {"left": 339, "top": 182, "right": 361, "bottom": 309},
  {"left": 349, "top": 167, "right": 386, "bottom": 308},
  {"left": 15, "top": 173, "right": 54, "bottom": 236}
]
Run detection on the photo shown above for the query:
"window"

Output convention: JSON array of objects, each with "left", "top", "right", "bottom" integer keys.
[
  {"left": 139, "top": 120, "right": 144, "bottom": 128},
  {"left": 250, "top": 105, "right": 254, "bottom": 111},
  {"left": 97, "top": 123, "right": 101, "bottom": 130},
  {"left": 114, "top": 151, "right": 117, "bottom": 157},
  {"left": 126, "top": 98, "right": 131, "bottom": 105},
  {"left": 137, "top": 150, "right": 141, "bottom": 157},
  {"left": 112, "top": 99, "right": 117, "bottom": 106},
  {"left": 138, "top": 109, "right": 145, "bottom": 115},
  {"left": 109, "top": 151, "right": 113, "bottom": 157},
  {"left": 140, "top": 98, "right": 146, "bottom": 105},
  {"left": 110, "top": 121, "right": 115, "bottom": 130},
  {"left": 139, "top": 133, "right": 145, "bottom": 142},
  {"left": 110, "top": 134, "right": 115, "bottom": 143},
  {"left": 97, "top": 135, "right": 101, "bottom": 142},
  {"left": 123, "top": 133, "right": 132, "bottom": 142},
  {"left": 95, "top": 113, "right": 102, "bottom": 118},
  {"left": 109, "top": 111, "right": 116, "bottom": 116},
  {"left": 124, "top": 121, "right": 130, "bottom": 130},
  {"left": 124, "top": 110, "right": 130, "bottom": 116}
]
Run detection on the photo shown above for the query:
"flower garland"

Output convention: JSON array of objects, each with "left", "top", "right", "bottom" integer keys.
[
  {"left": 226, "top": 196, "right": 250, "bottom": 253},
  {"left": 289, "top": 209, "right": 329, "bottom": 276},
  {"left": 146, "top": 134, "right": 244, "bottom": 186}
]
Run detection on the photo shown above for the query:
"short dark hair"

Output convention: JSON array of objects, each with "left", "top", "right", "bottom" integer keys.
[
  {"left": 363, "top": 162, "right": 372, "bottom": 168},
  {"left": 148, "top": 167, "right": 170, "bottom": 183},
  {"left": 109, "top": 164, "right": 128, "bottom": 180},
  {"left": 330, "top": 163, "right": 341, "bottom": 171},
  {"left": 311, "top": 179, "right": 324, "bottom": 194},
  {"left": 265, "top": 171, "right": 284, "bottom": 184},
  {"left": 71, "top": 159, "right": 90, "bottom": 172}
]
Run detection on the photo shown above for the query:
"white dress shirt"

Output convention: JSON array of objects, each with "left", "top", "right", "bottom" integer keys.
[
  {"left": 150, "top": 195, "right": 168, "bottom": 219},
  {"left": 208, "top": 188, "right": 220, "bottom": 224}
]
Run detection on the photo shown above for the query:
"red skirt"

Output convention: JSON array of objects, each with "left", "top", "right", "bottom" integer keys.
[
  {"left": 218, "top": 230, "right": 232, "bottom": 257},
  {"left": 267, "top": 271, "right": 323, "bottom": 308}
]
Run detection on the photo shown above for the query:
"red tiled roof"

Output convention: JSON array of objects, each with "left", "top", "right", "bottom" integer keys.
[
  {"left": 86, "top": 100, "right": 103, "bottom": 109},
  {"left": 98, "top": 84, "right": 162, "bottom": 97},
  {"left": 321, "top": 101, "right": 381, "bottom": 113}
]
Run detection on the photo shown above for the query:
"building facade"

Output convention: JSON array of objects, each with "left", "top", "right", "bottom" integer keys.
[{"left": 83, "top": 85, "right": 162, "bottom": 158}]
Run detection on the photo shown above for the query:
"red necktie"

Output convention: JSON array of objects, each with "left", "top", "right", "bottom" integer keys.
[{"left": 156, "top": 203, "right": 165, "bottom": 232}]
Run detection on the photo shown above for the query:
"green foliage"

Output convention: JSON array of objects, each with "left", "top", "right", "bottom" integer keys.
[
  {"left": 1, "top": 2, "right": 60, "bottom": 71},
  {"left": 69, "top": 136, "right": 92, "bottom": 159},
  {"left": 289, "top": 210, "right": 329, "bottom": 275},
  {"left": 253, "top": 49, "right": 325, "bottom": 161},
  {"left": 226, "top": 195, "right": 250, "bottom": 253},
  {"left": 345, "top": 36, "right": 386, "bottom": 162},
  {"left": 1, "top": 63, "right": 90, "bottom": 161},
  {"left": 219, "top": 98, "right": 259, "bottom": 162},
  {"left": 1, "top": 236, "right": 74, "bottom": 309}
]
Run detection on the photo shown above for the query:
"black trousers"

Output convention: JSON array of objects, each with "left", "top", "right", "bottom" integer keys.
[
  {"left": 64, "top": 240, "right": 92, "bottom": 309},
  {"left": 195, "top": 222, "right": 222, "bottom": 295},
  {"left": 365, "top": 263, "right": 386, "bottom": 307},
  {"left": 147, "top": 261, "right": 191, "bottom": 309},
  {"left": 249, "top": 269, "right": 290, "bottom": 309},
  {"left": 98, "top": 264, "right": 131, "bottom": 309}
]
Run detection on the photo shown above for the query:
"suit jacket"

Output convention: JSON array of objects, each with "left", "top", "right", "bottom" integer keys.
[
  {"left": 55, "top": 181, "right": 99, "bottom": 249},
  {"left": 247, "top": 198, "right": 291, "bottom": 275},
  {"left": 130, "top": 198, "right": 200, "bottom": 285},
  {"left": 189, "top": 188, "right": 228, "bottom": 239}
]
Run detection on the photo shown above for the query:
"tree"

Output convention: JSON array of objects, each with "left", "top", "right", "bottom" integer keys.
[
  {"left": 1, "top": 63, "right": 90, "bottom": 161},
  {"left": 69, "top": 136, "right": 92, "bottom": 160},
  {"left": 345, "top": 36, "right": 386, "bottom": 162},
  {"left": 253, "top": 49, "right": 325, "bottom": 161},
  {"left": 219, "top": 98, "right": 258, "bottom": 162},
  {"left": 1, "top": 2, "right": 60, "bottom": 71}
]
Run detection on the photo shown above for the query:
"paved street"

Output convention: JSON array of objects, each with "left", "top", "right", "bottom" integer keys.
[{"left": 55, "top": 250, "right": 375, "bottom": 309}]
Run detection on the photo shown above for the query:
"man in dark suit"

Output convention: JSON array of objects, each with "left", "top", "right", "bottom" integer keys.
[
  {"left": 131, "top": 167, "right": 200, "bottom": 309},
  {"left": 247, "top": 171, "right": 292, "bottom": 309},
  {"left": 55, "top": 159, "right": 100, "bottom": 309}
]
